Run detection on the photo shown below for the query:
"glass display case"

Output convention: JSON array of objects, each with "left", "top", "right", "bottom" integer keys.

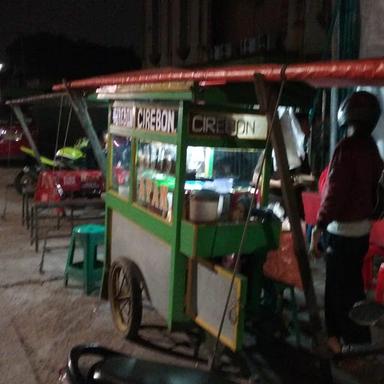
[
  {"left": 135, "top": 140, "right": 176, "bottom": 221},
  {"left": 112, "top": 140, "right": 263, "bottom": 223},
  {"left": 111, "top": 135, "right": 131, "bottom": 197}
]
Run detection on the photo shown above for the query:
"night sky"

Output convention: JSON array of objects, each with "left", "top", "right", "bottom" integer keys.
[{"left": 0, "top": 0, "right": 142, "bottom": 60}]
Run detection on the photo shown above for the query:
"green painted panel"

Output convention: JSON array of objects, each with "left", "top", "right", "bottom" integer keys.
[
  {"left": 180, "top": 220, "right": 280, "bottom": 258},
  {"left": 185, "top": 136, "right": 266, "bottom": 149},
  {"left": 131, "top": 129, "right": 178, "bottom": 144},
  {"left": 104, "top": 91, "right": 193, "bottom": 101},
  {"left": 236, "top": 274, "right": 248, "bottom": 350},
  {"left": 244, "top": 247, "right": 269, "bottom": 313},
  {"left": 105, "top": 192, "right": 173, "bottom": 244},
  {"left": 189, "top": 103, "right": 257, "bottom": 114},
  {"left": 167, "top": 101, "right": 189, "bottom": 326}
]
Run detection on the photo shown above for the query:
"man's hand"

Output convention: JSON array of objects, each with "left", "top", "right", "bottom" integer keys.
[
  {"left": 293, "top": 174, "right": 316, "bottom": 187},
  {"left": 309, "top": 225, "right": 322, "bottom": 258}
]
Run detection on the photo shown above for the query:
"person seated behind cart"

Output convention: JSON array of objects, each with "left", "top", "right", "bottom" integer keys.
[
  {"left": 212, "top": 150, "right": 255, "bottom": 183},
  {"left": 251, "top": 107, "right": 314, "bottom": 227},
  {"left": 310, "top": 91, "right": 384, "bottom": 354}
]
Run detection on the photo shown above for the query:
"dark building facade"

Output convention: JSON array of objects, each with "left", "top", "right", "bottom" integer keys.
[{"left": 143, "top": 0, "right": 331, "bottom": 68}]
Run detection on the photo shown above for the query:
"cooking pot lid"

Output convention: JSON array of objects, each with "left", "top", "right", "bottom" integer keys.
[{"left": 190, "top": 189, "right": 220, "bottom": 201}]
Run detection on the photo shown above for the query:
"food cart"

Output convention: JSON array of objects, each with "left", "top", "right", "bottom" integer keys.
[
  {"left": 53, "top": 59, "right": 384, "bottom": 381},
  {"left": 94, "top": 80, "right": 283, "bottom": 351}
]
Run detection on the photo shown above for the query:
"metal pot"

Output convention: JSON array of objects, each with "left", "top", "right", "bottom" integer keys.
[{"left": 189, "top": 189, "right": 220, "bottom": 223}]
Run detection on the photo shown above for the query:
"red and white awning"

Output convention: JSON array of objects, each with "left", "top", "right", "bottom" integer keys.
[{"left": 53, "top": 58, "right": 384, "bottom": 91}]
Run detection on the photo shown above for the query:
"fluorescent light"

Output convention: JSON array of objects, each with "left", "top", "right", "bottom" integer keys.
[{"left": 0, "top": 63, "right": 4, "bottom": 71}]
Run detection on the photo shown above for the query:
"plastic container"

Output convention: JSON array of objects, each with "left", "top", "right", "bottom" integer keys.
[
  {"left": 118, "top": 185, "right": 129, "bottom": 197},
  {"left": 218, "top": 193, "right": 231, "bottom": 220},
  {"left": 212, "top": 178, "right": 233, "bottom": 194},
  {"left": 189, "top": 189, "right": 220, "bottom": 223},
  {"left": 301, "top": 191, "right": 321, "bottom": 226}
]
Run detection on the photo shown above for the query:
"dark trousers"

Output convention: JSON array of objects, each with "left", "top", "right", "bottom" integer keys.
[{"left": 324, "top": 232, "right": 371, "bottom": 344}]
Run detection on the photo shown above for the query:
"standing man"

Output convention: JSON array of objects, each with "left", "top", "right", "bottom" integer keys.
[{"left": 310, "top": 91, "right": 383, "bottom": 354}]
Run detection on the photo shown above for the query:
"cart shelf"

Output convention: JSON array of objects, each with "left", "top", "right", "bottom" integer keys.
[{"left": 180, "top": 219, "right": 280, "bottom": 258}]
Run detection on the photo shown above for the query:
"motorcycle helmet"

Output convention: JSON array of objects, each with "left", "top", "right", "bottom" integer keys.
[{"left": 337, "top": 91, "right": 381, "bottom": 134}]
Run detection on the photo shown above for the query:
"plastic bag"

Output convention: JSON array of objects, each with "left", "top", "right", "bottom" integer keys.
[{"left": 263, "top": 232, "right": 303, "bottom": 290}]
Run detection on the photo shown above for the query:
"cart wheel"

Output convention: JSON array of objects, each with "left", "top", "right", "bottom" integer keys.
[{"left": 109, "top": 257, "right": 142, "bottom": 339}]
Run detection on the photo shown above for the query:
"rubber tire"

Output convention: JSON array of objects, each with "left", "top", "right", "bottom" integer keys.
[
  {"left": 14, "top": 170, "right": 37, "bottom": 195},
  {"left": 108, "top": 257, "right": 142, "bottom": 340}
]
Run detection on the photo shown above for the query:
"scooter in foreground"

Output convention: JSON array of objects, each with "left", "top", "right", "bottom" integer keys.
[{"left": 59, "top": 344, "right": 233, "bottom": 384}]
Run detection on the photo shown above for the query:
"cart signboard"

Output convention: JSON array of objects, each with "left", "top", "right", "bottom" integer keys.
[
  {"left": 189, "top": 110, "right": 268, "bottom": 140},
  {"left": 111, "top": 101, "right": 178, "bottom": 135}
]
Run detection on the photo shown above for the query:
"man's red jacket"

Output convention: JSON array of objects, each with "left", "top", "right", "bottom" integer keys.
[{"left": 317, "top": 135, "right": 383, "bottom": 230}]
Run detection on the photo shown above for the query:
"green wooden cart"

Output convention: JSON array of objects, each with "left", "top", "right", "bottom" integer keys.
[{"left": 96, "top": 81, "right": 281, "bottom": 351}]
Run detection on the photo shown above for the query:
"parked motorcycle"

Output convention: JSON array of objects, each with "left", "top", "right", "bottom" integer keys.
[
  {"left": 59, "top": 344, "right": 233, "bottom": 384},
  {"left": 13, "top": 147, "right": 53, "bottom": 194},
  {"left": 14, "top": 138, "right": 95, "bottom": 194}
]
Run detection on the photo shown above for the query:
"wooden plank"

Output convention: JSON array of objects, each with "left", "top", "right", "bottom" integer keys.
[
  {"left": 186, "top": 260, "right": 246, "bottom": 351},
  {"left": 253, "top": 74, "right": 326, "bottom": 350}
]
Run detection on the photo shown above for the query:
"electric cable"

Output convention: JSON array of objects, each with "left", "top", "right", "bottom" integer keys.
[
  {"left": 62, "top": 105, "right": 73, "bottom": 149},
  {"left": 53, "top": 95, "right": 64, "bottom": 165},
  {"left": 208, "top": 71, "right": 287, "bottom": 371}
]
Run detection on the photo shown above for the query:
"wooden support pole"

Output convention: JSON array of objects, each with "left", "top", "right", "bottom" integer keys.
[
  {"left": 254, "top": 74, "right": 326, "bottom": 350},
  {"left": 10, "top": 105, "right": 44, "bottom": 168},
  {"left": 64, "top": 88, "right": 106, "bottom": 176}
]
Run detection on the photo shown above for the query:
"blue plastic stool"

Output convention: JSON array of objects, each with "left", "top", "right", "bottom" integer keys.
[{"left": 64, "top": 224, "right": 105, "bottom": 295}]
